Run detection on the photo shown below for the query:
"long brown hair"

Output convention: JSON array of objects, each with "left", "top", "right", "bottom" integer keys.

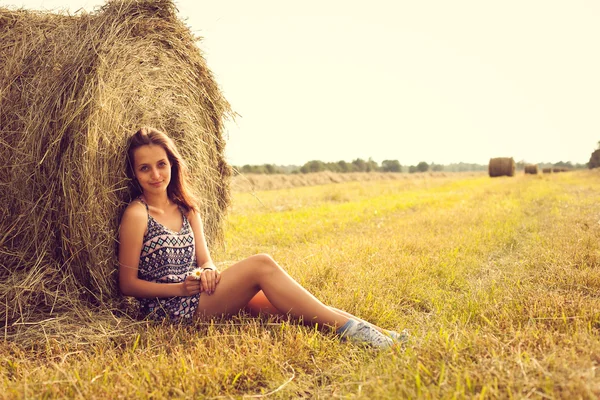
[{"left": 126, "top": 127, "right": 198, "bottom": 213}]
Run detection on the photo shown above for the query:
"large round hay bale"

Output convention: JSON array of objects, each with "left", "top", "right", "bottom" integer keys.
[
  {"left": 488, "top": 157, "right": 515, "bottom": 177},
  {"left": 524, "top": 164, "right": 538, "bottom": 174},
  {"left": 542, "top": 168, "right": 552, "bottom": 174},
  {"left": 0, "top": 0, "right": 231, "bottom": 334}
]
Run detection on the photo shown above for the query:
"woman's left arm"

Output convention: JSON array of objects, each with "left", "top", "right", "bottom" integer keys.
[{"left": 188, "top": 209, "right": 221, "bottom": 294}]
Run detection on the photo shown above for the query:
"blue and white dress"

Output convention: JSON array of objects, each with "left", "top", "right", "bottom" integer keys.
[{"left": 136, "top": 197, "right": 199, "bottom": 322}]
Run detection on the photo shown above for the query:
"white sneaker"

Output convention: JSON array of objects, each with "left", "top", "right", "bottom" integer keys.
[
  {"left": 339, "top": 319, "right": 394, "bottom": 349},
  {"left": 386, "top": 329, "right": 410, "bottom": 343}
]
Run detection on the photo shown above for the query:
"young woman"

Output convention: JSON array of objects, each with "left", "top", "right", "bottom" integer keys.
[{"left": 118, "top": 127, "right": 408, "bottom": 349}]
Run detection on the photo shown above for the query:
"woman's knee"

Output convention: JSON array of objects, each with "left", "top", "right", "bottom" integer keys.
[{"left": 248, "top": 253, "right": 280, "bottom": 275}]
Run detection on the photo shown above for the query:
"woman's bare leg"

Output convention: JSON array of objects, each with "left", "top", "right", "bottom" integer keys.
[
  {"left": 247, "top": 291, "right": 410, "bottom": 345},
  {"left": 246, "top": 291, "right": 387, "bottom": 333},
  {"left": 195, "top": 254, "right": 349, "bottom": 329}
]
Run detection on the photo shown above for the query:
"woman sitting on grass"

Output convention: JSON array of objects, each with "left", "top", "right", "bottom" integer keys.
[{"left": 118, "top": 127, "right": 407, "bottom": 349}]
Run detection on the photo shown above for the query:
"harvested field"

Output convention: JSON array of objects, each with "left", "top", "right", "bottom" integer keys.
[
  {"left": 3, "top": 170, "right": 600, "bottom": 398},
  {"left": 231, "top": 171, "right": 485, "bottom": 192}
]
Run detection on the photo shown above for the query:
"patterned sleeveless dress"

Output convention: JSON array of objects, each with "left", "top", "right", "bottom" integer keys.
[{"left": 136, "top": 198, "right": 199, "bottom": 322}]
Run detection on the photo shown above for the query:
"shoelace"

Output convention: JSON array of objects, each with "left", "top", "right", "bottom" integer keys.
[{"left": 356, "top": 323, "right": 393, "bottom": 346}]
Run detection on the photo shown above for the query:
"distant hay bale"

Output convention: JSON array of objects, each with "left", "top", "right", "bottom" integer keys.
[
  {"left": 552, "top": 168, "right": 561, "bottom": 173},
  {"left": 589, "top": 149, "right": 600, "bottom": 169},
  {"left": 524, "top": 164, "right": 538, "bottom": 175},
  {"left": 0, "top": 0, "right": 231, "bottom": 339},
  {"left": 488, "top": 157, "right": 515, "bottom": 177},
  {"left": 542, "top": 168, "right": 552, "bottom": 174}
]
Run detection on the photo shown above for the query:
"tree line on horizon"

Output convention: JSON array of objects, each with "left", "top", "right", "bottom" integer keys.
[{"left": 233, "top": 158, "right": 587, "bottom": 175}]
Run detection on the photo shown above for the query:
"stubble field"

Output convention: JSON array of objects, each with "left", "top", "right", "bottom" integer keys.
[{"left": 2, "top": 170, "right": 600, "bottom": 399}]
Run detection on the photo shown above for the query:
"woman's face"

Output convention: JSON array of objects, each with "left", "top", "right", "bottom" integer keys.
[{"left": 133, "top": 144, "right": 172, "bottom": 195}]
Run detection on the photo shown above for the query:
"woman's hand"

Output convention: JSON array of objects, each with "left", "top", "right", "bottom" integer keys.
[
  {"left": 200, "top": 264, "right": 221, "bottom": 295},
  {"left": 181, "top": 275, "right": 202, "bottom": 296}
]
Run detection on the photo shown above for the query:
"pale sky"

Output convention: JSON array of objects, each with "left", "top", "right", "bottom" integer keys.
[{"left": 7, "top": 0, "right": 600, "bottom": 166}]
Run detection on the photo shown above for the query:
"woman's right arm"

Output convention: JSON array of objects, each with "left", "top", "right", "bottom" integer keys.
[{"left": 118, "top": 203, "right": 200, "bottom": 298}]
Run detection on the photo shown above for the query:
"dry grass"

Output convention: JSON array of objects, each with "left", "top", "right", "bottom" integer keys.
[
  {"left": 3, "top": 170, "right": 600, "bottom": 398},
  {"left": 231, "top": 171, "right": 485, "bottom": 192}
]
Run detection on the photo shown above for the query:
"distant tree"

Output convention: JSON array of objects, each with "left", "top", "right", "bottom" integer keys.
[
  {"left": 278, "top": 165, "right": 300, "bottom": 174},
  {"left": 381, "top": 159, "right": 401, "bottom": 172},
  {"left": 431, "top": 163, "right": 444, "bottom": 172},
  {"left": 241, "top": 164, "right": 267, "bottom": 174},
  {"left": 352, "top": 158, "right": 367, "bottom": 172},
  {"left": 408, "top": 165, "right": 418, "bottom": 173},
  {"left": 264, "top": 164, "right": 277, "bottom": 174},
  {"left": 416, "top": 161, "right": 429, "bottom": 172},
  {"left": 444, "top": 162, "right": 487, "bottom": 172},
  {"left": 337, "top": 160, "right": 351, "bottom": 172},
  {"left": 324, "top": 161, "right": 341, "bottom": 172},
  {"left": 366, "top": 158, "right": 379, "bottom": 172},
  {"left": 553, "top": 161, "right": 573, "bottom": 169},
  {"left": 300, "top": 160, "right": 326, "bottom": 173}
]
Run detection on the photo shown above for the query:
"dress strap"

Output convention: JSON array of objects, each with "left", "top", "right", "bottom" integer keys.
[
  {"left": 137, "top": 196, "right": 149, "bottom": 211},
  {"left": 137, "top": 196, "right": 187, "bottom": 228}
]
